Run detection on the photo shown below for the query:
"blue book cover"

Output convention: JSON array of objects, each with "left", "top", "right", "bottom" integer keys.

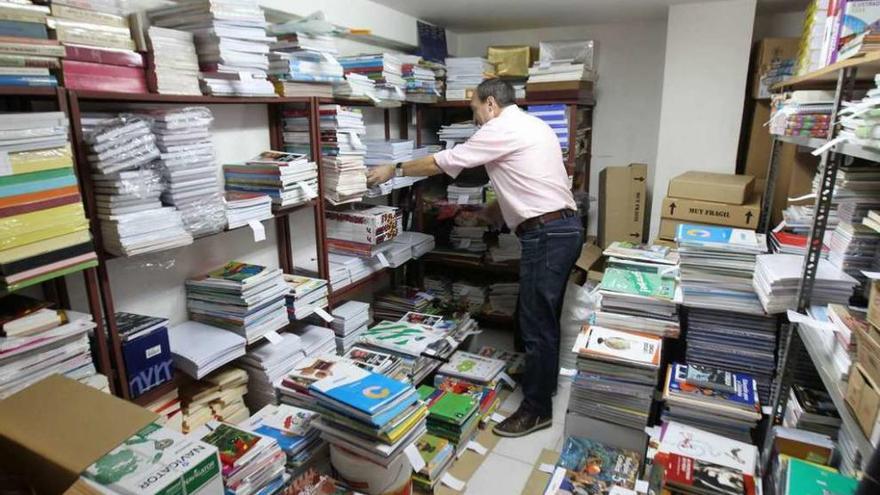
[
  {"left": 0, "top": 20, "right": 48, "bottom": 39},
  {"left": 676, "top": 223, "right": 735, "bottom": 244},
  {"left": 528, "top": 104, "right": 566, "bottom": 112},
  {"left": 0, "top": 174, "right": 76, "bottom": 198},
  {"left": 0, "top": 75, "right": 57, "bottom": 87},
  {"left": 667, "top": 363, "right": 759, "bottom": 411},
  {"left": 253, "top": 425, "right": 308, "bottom": 453},
  {"left": 122, "top": 326, "right": 173, "bottom": 398},
  {"left": 309, "top": 361, "right": 412, "bottom": 416}
]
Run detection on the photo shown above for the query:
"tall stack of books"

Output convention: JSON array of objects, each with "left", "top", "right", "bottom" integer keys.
[
  {"left": 325, "top": 205, "right": 402, "bottom": 257},
  {"left": 178, "top": 367, "right": 250, "bottom": 433},
  {"left": 186, "top": 261, "right": 289, "bottom": 344},
  {"left": 418, "top": 385, "right": 480, "bottom": 455},
  {"left": 277, "top": 353, "right": 344, "bottom": 409},
  {"left": 0, "top": 296, "right": 105, "bottom": 398},
  {"left": 115, "top": 312, "right": 173, "bottom": 399},
  {"left": 328, "top": 300, "right": 371, "bottom": 353},
  {"left": 237, "top": 332, "right": 305, "bottom": 410},
  {"left": 167, "top": 320, "right": 247, "bottom": 379},
  {"left": 544, "top": 436, "right": 641, "bottom": 495},
  {"left": 194, "top": 420, "right": 287, "bottom": 494},
  {"left": 223, "top": 191, "right": 272, "bottom": 229},
  {"left": 145, "top": 26, "right": 201, "bottom": 95},
  {"left": 0, "top": 1, "right": 63, "bottom": 86},
  {"left": 597, "top": 257, "right": 682, "bottom": 338},
  {"left": 333, "top": 72, "right": 378, "bottom": 102},
  {"left": 317, "top": 104, "right": 368, "bottom": 204},
  {"left": 754, "top": 254, "right": 858, "bottom": 313},
  {"left": 339, "top": 53, "right": 405, "bottom": 106},
  {"left": 284, "top": 274, "right": 328, "bottom": 321},
  {"left": 413, "top": 434, "right": 455, "bottom": 491},
  {"left": 433, "top": 350, "right": 508, "bottom": 421},
  {"left": 526, "top": 40, "right": 595, "bottom": 103},
  {"left": 149, "top": 106, "right": 226, "bottom": 236},
  {"left": 224, "top": 151, "right": 319, "bottom": 208},
  {"left": 1, "top": 112, "right": 97, "bottom": 292},
  {"left": 444, "top": 57, "right": 492, "bottom": 101},
  {"left": 400, "top": 54, "right": 439, "bottom": 103},
  {"left": 148, "top": 0, "right": 277, "bottom": 97},
  {"left": 239, "top": 403, "right": 325, "bottom": 478},
  {"left": 268, "top": 28, "right": 343, "bottom": 97},
  {"left": 359, "top": 320, "right": 446, "bottom": 382},
  {"left": 83, "top": 114, "right": 193, "bottom": 256},
  {"left": 51, "top": 0, "right": 147, "bottom": 93},
  {"left": 527, "top": 105, "right": 569, "bottom": 151}
]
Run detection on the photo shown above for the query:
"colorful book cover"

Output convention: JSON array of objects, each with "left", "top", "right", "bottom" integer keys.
[
  {"left": 669, "top": 364, "right": 758, "bottom": 411},
  {"left": 207, "top": 261, "right": 267, "bottom": 283},
  {"left": 428, "top": 390, "right": 478, "bottom": 426},
  {"left": 676, "top": 224, "right": 760, "bottom": 249},
  {"left": 198, "top": 422, "right": 263, "bottom": 472},
  {"left": 437, "top": 351, "right": 506, "bottom": 383},
  {"left": 417, "top": 434, "right": 454, "bottom": 476},
  {"left": 684, "top": 363, "right": 738, "bottom": 394},
  {"left": 659, "top": 421, "right": 757, "bottom": 476},
  {"left": 786, "top": 457, "right": 858, "bottom": 495},
  {"left": 656, "top": 452, "right": 756, "bottom": 495},
  {"left": 361, "top": 320, "right": 443, "bottom": 356},
  {"left": 283, "top": 355, "right": 348, "bottom": 392},
  {"left": 309, "top": 360, "right": 411, "bottom": 415},
  {"left": 572, "top": 326, "right": 662, "bottom": 368},
  {"left": 343, "top": 346, "right": 398, "bottom": 373},
  {"left": 547, "top": 436, "right": 641, "bottom": 494},
  {"left": 600, "top": 266, "right": 675, "bottom": 300}
]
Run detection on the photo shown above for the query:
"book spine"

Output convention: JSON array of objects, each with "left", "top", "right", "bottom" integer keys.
[
  {"left": 50, "top": 4, "right": 129, "bottom": 28},
  {"left": 0, "top": 53, "right": 59, "bottom": 68},
  {"left": 0, "top": 20, "right": 48, "bottom": 39},
  {"left": 62, "top": 71, "right": 147, "bottom": 94},
  {"left": 0, "top": 66, "right": 50, "bottom": 76},
  {"left": 0, "top": 43, "right": 64, "bottom": 57},
  {"left": 64, "top": 44, "right": 144, "bottom": 67},
  {"left": 0, "top": 192, "right": 80, "bottom": 219},
  {"left": 0, "top": 7, "right": 48, "bottom": 24},
  {"left": 0, "top": 74, "right": 56, "bottom": 86},
  {"left": 52, "top": 26, "right": 136, "bottom": 51}
]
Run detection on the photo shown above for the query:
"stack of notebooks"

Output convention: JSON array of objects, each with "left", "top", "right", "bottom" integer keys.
[
  {"left": 447, "top": 183, "right": 486, "bottom": 205},
  {"left": 364, "top": 139, "right": 413, "bottom": 196},
  {"left": 327, "top": 252, "right": 374, "bottom": 289},
  {"left": 359, "top": 320, "right": 446, "bottom": 382},
  {"left": 485, "top": 282, "right": 519, "bottom": 317},
  {"left": 116, "top": 312, "right": 174, "bottom": 399},
  {"left": 0, "top": 2, "right": 63, "bottom": 87},
  {"left": 453, "top": 281, "right": 488, "bottom": 313},
  {"left": 413, "top": 434, "right": 456, "bottom": 491},
  {"left": 148, "top": 0, "right": 277, "bottom": 97},
  {"left": 186, "top": 261, "right": 289, "bottom": 344},
  {"left": 544, "top": 436, "right": 641, "bottom": 495},
  {"left": 0, "top": 296, "right": 104, "bottom": 398},
  {"left": 390, "top": 231, "right": 436, "bottom": 260},
  {"left": 782, "top": 384, "right": 842, "bottom": 438},
  {"left": 371, "top": 238, "right": 412, "bottom": 268},
  {"left": 267, "top": 28, "right": 343, "bottom": 97},
  {"left": 661, "top": 363, "right": 762, "bottom": 442},
  {"left": 343, "top": 344, "right": 405, "bottom": 379},
  {"left": 433, "top": 350, "right": 508, "bottom": 421},
  {"left": 178, "top": 367, "right": 250, "bottom": 433},
  {"left": 84, "top": 115, "right": 193, "bottom": 256},
  {"left": 333, "top": 72, "right": 378, "bottom": 102},
  {"left": 317, "top": 105, "right": 368, "bottom": 204},
  {"left": 400, "top": 54, "right": 440, "bottom": 103},
  {"left": 598, "top": 260, "right": 681, "bottom": 336},
  {"left": 145, "top": 26, "right": 201, "bottom": 95},
  {"left": 444, "top": 57, "right": 492, "bottom": 101},
  {"left": 325, "top": 205, "right": 402, "bottom": 257},
  {"left": 309, "top": 360, "right": 427, "bottom": 468},
  {"left": 488, "top": 233, "right": 521, "bottom": 263},
  {"left": 437, "top": 121, "right": 477, "bottom": 147},
  {"left": 0, "top": 112, "right": 97, "bottom": 292},
  {"left": 277, "top": 353, "right": 344, "bottom": 409},
  {"left": 236, "top": 332, "right": 305, "bottom": 411},
  {"left": 685, "top": 307, "right": 779, "bottom": 405},
  {"left": 224, "top": 150, "right": 319, "bottom": 208},
  {"left": 753, "top": 254, "right": 858, "bottom": 313},
  {"left": 53, "top": 0, "right": 147, "bottom": 93},
  {"left": 418, "top": 385, "right": 480, "bottom": 454},
  {"left": 194, "top": 420, "right": 287, "bottom": 494},
  {"left": 150, "top": 106, "right": 226, "bottom": 237},
  {"left": 328, "top": 300, "right": 371, "bottom": 353},
  {"left": 223, "top": 191, "right": 273, "bottom": 229},
  {"left": 527, "top": 105, "right": 569, "bottom": 150},
  {"left": 526, "top": 41, "right": 595, "bottom": 104},
  {"left": 239, "top": 403, "right": 325, "bottom": 477},
  {"left": 677, "top": 224, "right": 768, "bottom": 314},
  {"left": 293, "top": 324, "right": 337, "bottom": 358},
  {"left": 451, "top": 224, "right": 488, "bottom": 252},
  {"left": 167, "top": 320, "right": 247, "bottom": 379},
  {"left": 338, "top": 54, "right": 406, "bottom": 106},
  {"left": 828, "top": 221, "right": 880, "bottom": 293},
  {"left": 143, "top": 387, "right": 184, "bottom": 431},
  {"left": 568, "top": 326, "right": 662, "bottom": 431},
  {"left": 284, "top": 274, "right": 329, "bottom": 321},
  {"left": 371, "top": 287, "right": 436, "bottom": 321}
]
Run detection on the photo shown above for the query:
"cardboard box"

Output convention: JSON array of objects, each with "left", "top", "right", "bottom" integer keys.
[
  {"left": 743, "top": 100, "right": 773, "bottom": 179},
  {"left": 598, "top": 163, "right": 647, "bottom": 248},
  {"left": 846, "top": 364, "right": 880, "bottom": 440},
  {"left": 667, "top": 171, "right": 755, "bottom": 205},
  {"left": 857, "top": 323, "right": 880, "bottom": 385},
  {"left": 869, "top": 276, "right": 880, "bottom": 329},
  {"left": 0, "top": 375, "right": 158, "bottom": 494},
  {"left": 751, "top": 38, "right": 799, "bottom": 99},
  {"left": 522, "top": 449, "right": 560, "bottom": 495},
  {"left": 661, "top": 193, "right": 761, "bottom": 229}
]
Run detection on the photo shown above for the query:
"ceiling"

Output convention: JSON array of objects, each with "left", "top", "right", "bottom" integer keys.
[{"left": 370, "top": 0, "right": 809, "bottom": 32}]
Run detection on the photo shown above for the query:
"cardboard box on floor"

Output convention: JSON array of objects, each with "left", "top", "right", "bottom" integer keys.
[
  {"left": 743, "top": 100, "right": 773, "bottom": 180},
  {"left": 521, "top": 449, "right": 560, "bottom": 495},
  {"left": 661, "top": 192, "right": 761, "bottom": 229},
  {"left": 750, "top": 38, "right": 799, "bottom": 99},
  {"left": 667, "top": 171, "right": 754, "bottom": 205},
  {"left": 598, "top": 163, "right": 648, "bottom": 248},
  {"left": 0, "top": 375, "right": 159, "bottom": 494}
]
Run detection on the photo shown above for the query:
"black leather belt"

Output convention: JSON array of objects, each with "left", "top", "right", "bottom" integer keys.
[{"left": 515, "top": 209, "right": 577, "bottom": 236}]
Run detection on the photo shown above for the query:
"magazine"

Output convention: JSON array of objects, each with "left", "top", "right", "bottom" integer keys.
[
  {"left": 545, "top": 436, "right": 641, "bottom": 495},
  {"left": 437, "top": 351, "right": 506, "bottom": 383},
  {"left": 659, "top": 421, "right": 757, "bottom": 476},
  {"left": 572, "top": 326, "right": 662, "bottom": 368}
]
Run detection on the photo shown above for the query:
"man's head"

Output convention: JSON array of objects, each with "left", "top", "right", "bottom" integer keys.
[{"left": 470, "top": 79, "right": 515, "bottom": 125}]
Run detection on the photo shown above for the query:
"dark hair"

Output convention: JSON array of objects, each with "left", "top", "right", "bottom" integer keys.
[{"left": 475, "top": 79, "right": 516, "bottom": 107}]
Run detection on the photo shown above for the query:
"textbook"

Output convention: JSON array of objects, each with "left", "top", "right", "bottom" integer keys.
[
  {"left": 572, "top": 326, "right": 662, "bottom": 369},
  {"left": 309, "top": 360, "right": 414, "bottom": 422},
  {"left": 437, "top": 351, "right": 506, "bottom": 384},
  {"left": 545, "top": 436, "right": 641, "bottom": 495},
  {"left": 360, "top": 320, "right": 443, "bottom": 356}
]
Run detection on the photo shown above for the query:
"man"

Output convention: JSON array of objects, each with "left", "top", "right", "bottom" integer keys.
[{"left": 367, "top": 79, "right": 583, "bottom": 437}]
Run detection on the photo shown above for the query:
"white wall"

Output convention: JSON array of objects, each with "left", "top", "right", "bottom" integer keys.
[
  {"left": 649, "top": 0, "right": 757, "bottom": 239},
  {"left": 454, "top": 20, "right": 668, "bottom": 235}
]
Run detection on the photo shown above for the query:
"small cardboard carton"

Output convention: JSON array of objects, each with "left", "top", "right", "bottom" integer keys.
[
  {"left": 598, "top": 164, "right": 648, "bottom": 248},
  {"left": 857, "top": 324, "right": 880, "bottom": 386},
  {"left": 661, "top": 192, "right": 761, "bottom": 229},
  {"left": 667, "top": 171, "right": 755, "bottom": 205},
  {"left": 846, "top": 364, "right": 880, "bottom": 441}
]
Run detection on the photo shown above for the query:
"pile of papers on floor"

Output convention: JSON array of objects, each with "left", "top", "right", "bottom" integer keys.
[
  {"left": 194, "top": 420, "right": 287, "bottom": 493},
  {"left": 224, "top": 151, "right": 319, "bottom": 208},
  {"left": 84, "top": 115, "right": 193, "bottom": 256},
  {"left": 326, "top": 205, "right": 402, "bottom": 256},
  {"left": 328, "top": 300, "right": 371, "bottom": 353},
  {"left": 268, "top": 27, "right": 343, "bottom": 97},
  {"left": 186, "top": 261, "right": 289, "bottom": 344},
  {"left": 148, "top": 0, "right": 277, "bottom": 97},
  {"left": 178, "top": 367, "right": 249, "bottom": 433},
  {"left": 167, "top": 320, "right": 247, "bottom": 379},
  {"left": 318, "top": 105, "right": 368, "bottom": 204},
  {"left": 145, "top": 26, "right": 201, "bottom": 95},
  {"left": 488, "top": 233, "right": 521, "bottom": 263},
  {"left": 433, "top": 350, "right": 508, "bottom": 421},
  {"left": 677, "top": 224, "right": 768, "bottom": 314},
  {"left": 753, "top": 253, "right": 858, "bottom": 313},
  {"left": 544, "top": 436, "right": 641, "bottom": 495},
  {"left": 485, "top": 282, "right": 519, "bottom": 317},
  {"left": 0, "top": 112, "right": 98, "bottom": 292},
  {"left": 284, "top": 274, "right": 329, "bottom": 320},
  {"left": 0, "top": 298, "right": 104, "bottom": 398},
  {"left": 149, "top": 107, "right": 226, "bottom": 236},
  {"left": 527, "top": 104, "right": 569, "bottom": 150},
  {"left": 239, "top": 403, "right": 325, "bottom": 477},
  {"left": 526, "top": 40, "right": 595, "bottom": 103},
  {"left": 237, "top": 332, "right": 305, "bottom": 410},
  {"left": 782, "top": 383, "right": 842, "bottom": 438},
  {"left": 661, "top": 363, "right": 762, "bottom": 442},
  {"left": 333, "top": 72, "right": 378, "bottom": 102},
  {"left": 568, "top": 326, "right": 662, "bottom": 431},
  {"left": 401, "top": 54, "right": 440, "bottom": 103},
  {"left": 444, "top": 57, "right": 492, "bottom": 101},
  {"left": 770, "top": 90, "right": 833, "bottom": 138},
  {"left": 339, "top": 54, "right": 406, "bottom": 106},
  {"left": 418, "top": 385, "right": 480, "bottom": 455},
  {"left": 223, "top": 191, "right": 273, "bottom": 229},
  {"left": 413, "top": 433, "right": 456, "bottom": 491}
]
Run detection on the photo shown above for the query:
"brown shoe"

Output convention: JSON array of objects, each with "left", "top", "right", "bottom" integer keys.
[{"left": 492, "top": 406, "right": 552, "bottom": 438}]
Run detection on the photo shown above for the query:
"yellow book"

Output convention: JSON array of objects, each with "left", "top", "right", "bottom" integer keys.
[
  {"left": 0, "top": 203, "right": 89, "bottom": 251},
  {"left": 7, "top": 144, "right": 73, "bottom": 175},
  {"left": 0, "top": 229, "right": 92, "bottom": 264},
  {"left": 383, "top": 405, "right": 429, "bottom": 444}
]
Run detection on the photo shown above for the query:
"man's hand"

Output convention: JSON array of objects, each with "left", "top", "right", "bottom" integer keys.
[{"left": 366, "top": 164, "right": 395, "bottom": 186}]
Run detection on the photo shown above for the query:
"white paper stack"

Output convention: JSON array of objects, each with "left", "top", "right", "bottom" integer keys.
[
  {"left": 293, "top": 324, "right": 337, "bottom": 357},
  {"left": 224, "top": 191, "right": 273, "bottom": 229},
  {"left": 372, "top": 239, "right": 412, "bottom": 268},
  {"left": 447, "top": 183, "right": 485, "bottom": 205},
  {"left": 334, "top": 73, "right": 378, "bottom": 102},
  {"left": 328, "top": 253, "right": 374, "bottom": 287},
  {"left": 319, "top": 105, "right": 367, "bottom": 204},
  {"left": 167, "top": 320, "right": 247, "bottom": 379},
  {"left": 453, "top": 282, "right": 488, "bottom": 313},
  {"left": 267, "top": 28, "right": 343, "bottom": 97},
  {"left": 489, "top": 233, "right": 521, "bottom": 262},
  {"left": 753, "top": 254, "right": 859, "bottom": 313},
  {"left": 390, "top": 231, "right": 435, "bottom": 259},
  {"left": 451, "top": 225, "right": 488, "bottom": 252},
  {"left": 444, "top": 57, "right": 492, "bottom": 100},
  {"left": 438, "top": 121, "right": 477, "bottom": 148},
  {"left": 237, "top": 333, "right": 307, "bottom": 410},
  {"left": 329, "top": 300, "right": 371, "bottom": 353},
  {"left": 327, "top": 263, "right": 351, "bottom": 291},
  {"left": 364, "top": 139, "right": 414, "bottom": 166},
  {"left": 146, "top": 26, "right": 201, "bottom": 95},
  {"left": 828, "top": 222, "right": 880, "bottom": 291}
]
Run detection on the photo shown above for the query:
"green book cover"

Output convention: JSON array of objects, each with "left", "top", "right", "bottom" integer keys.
[
  {"left": 0, "top": 167, "right": 72, "bottom": 187},
  {"left": 600, "top": 266, "right": 675, "bottom": 299},
  {"left": 787, "top": 458, "right": 858, "bottom": 495},
  {"left": 417, "top": 384, "right": 435, "bottom": 401},
  {"left": 429, "top": 392, "right": 478, "bottom": 426}
]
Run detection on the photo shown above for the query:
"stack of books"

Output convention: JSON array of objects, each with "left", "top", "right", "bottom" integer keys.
[
  {"left": 488, "top": 233, "right": 521, "bottom": 263},
  {"left": 328, "top": 300, "right": 371, "bottom": 353},
  {"left": 371, "top": 287, "right": 436, "bottom": 321},
  {"left": 568, "top": 326, "right": 662, "bottom": 431},
  {"left": 194, "top": 420, "right": 287, "bottom": 494},
  {"left": 485, "top": 282, "right": 519, "bottom": 317},
  {"left": 364, "top": 139, "right": 413, "bottom": 196},
  {"left": 451, "top": 224, "right": 488, "bottom": 252},
  {"left": 223, "top": 191, "right": 273, "bottom": 229},
  {"left": 400, "top": 54, "right": 440, "bottom": 103},
  {"left": 0, "top": 2, "right": 64, "bottom": 87},
  {"left": 444, "top": 57, "right": 492, "bottom": 101},
  {"left": 327, "top": 252, "right": 374, "bottom": 289},
  {"left": 526, "top": 56, "right": 594, "bottom": 103},
  {"left": 432, "top": 350, "right": 508, "bottom": 421},
  {"left": 277, "top": 353, "right": 345, "bottom": 408},
  {"left": 598, "top": 259, "right": 681, "bottom": 336},
  {"left": 52, "top": 0, "right": 147, "bottom": 93},
  {"left": 83, "top": 115, "right": 193, "bottom": 256},
  {"left": 339, "top": 54, "right": 406, "bottom": 106},
  {"left": 150, "top": 106, "right": 226, "bottom": 237},
  {"left": 284, "top": 274, "right": 328, "bottom": 321},
  {"left": 544, "top": 436, "right": 641, "bottom": 495},
  {"left": 294, "top": 324, "right": 337, "bottom": 357},
  {"left": 828, "top": 221, "right": 880, "bottom": 293},
  {"left": 279, "top": 107, "right": 313, "bottom": 156},
  {"left": 527, "top": 105, "right": 569, "bottom": 151},
  {"left": 661, "top": 363, "right": 762, "bottom": 442},
  {"left": 418, "top": 384, "right": 481, "bottom": 452},
  {"left": 318, "top": 105, "right": 368, "bottom": 204},
  {"left": 371, "top": 238, "right": 412, "bottom": 268},
  {"left": 148, "top": 0, "right": 277, "bottom": 97},
  {"left": 477, "top": 346, "right": 526, "bottom": 375},
  {"left": 167, "top": 320, "right": 247, "bottom": 379},
  {"left": 268, "top": 28, "right": 343, "bottom": 97},
  {"left": 783, "top": 384, "right": 842, "bottom": 438},
  {"left": 224, "top": 150, "right": 319, "bottom": 208},
  {"left": 237, "top": 332, "right": 305, "bottom": 411},
  {"left": 447, "top": 183, "right": 486, "bottom": 205},
  {"left": 143, "top": 387, "right": 183, "bottom": 431},
  {"left": 1, "top": 112, "right": 98, "bottom": 292},
  {"left": 438, "top": 121, "right": 477, "bottom": 147},
  {"left": 343, "top": 344, "right": 405, "bottom": 379},
  {"left": 116, "top": 312, "right": 173, "bottom": 399},
  {"left": 333, "top": 72, "right": 378, "bottom": 102},
  {"left": 325, "top": 205, "right": 402, "bottom": 256},
  {"left": 186, "top": 261, "right": 289, "bottom": 344},
  {"left": 239, "top": 403, "right": 325, "bottom": 477},
  {"left": 753, "top": 253, "right": 858, "bottom": 313},
  {"left": 824, "top": 303, "right": 865, "bottom": 380},
  {"left": 0, "top": 296, "right": 105, "bottom": 398},
  {"left": 359, "top": 320, "right": 446, "bottom": 382},
  {"left": 390, "top": 231, "right": 436, "bottom": 259},
  {"left": 145, "top": 26, "right": 201, "bottom": 95},
  {"left": 309, "top": 360, "right": 427, "bottom": 468},
  {"left": 178, "top": 367, "right": 250, "bottom": 433},
  {"left": 413, "top": 434, "right": 455, "bottom": 491},
  {"left": 453, "top": 281, "right": 488, "bottom": 313}
]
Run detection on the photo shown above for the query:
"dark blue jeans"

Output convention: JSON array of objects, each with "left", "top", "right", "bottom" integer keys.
[{"left": 517, "top": 214, "right": 583, "bottom": 418}]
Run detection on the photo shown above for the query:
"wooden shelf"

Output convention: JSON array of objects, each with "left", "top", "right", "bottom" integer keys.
[
  {"left": 772, "top": 51, "right": 880, "bottom": 90},
  {"left": 420, "top": 253, "right": 520, "bottom": 275},
  {"left": 70, "top": 90, "right": 312, "bottom": 105},
  {"left": 0, "top": 86, "right": 59, "bottom": 97}
]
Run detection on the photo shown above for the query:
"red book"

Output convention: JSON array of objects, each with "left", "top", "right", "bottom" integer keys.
[
  {"left": 64, "top": 44, "right": 144, "bottom": 68},
  {"left": 61, "top": 60, "right": 147, "bottom": 93},
  {"left": 656, "top": 452, "right": 756, "bottom": 495}
]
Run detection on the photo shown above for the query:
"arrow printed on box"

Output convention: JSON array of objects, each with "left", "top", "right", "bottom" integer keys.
[
  {"left": 669, "top": 202, "right": 676, "bottom": 215},
  {"left": 745, "top": 211, "right": 754, "bottom": 224}
]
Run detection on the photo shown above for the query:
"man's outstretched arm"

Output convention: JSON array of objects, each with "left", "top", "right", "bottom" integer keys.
[{"left": 366, "top": 155, "right": 443, "bottom": 186}]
